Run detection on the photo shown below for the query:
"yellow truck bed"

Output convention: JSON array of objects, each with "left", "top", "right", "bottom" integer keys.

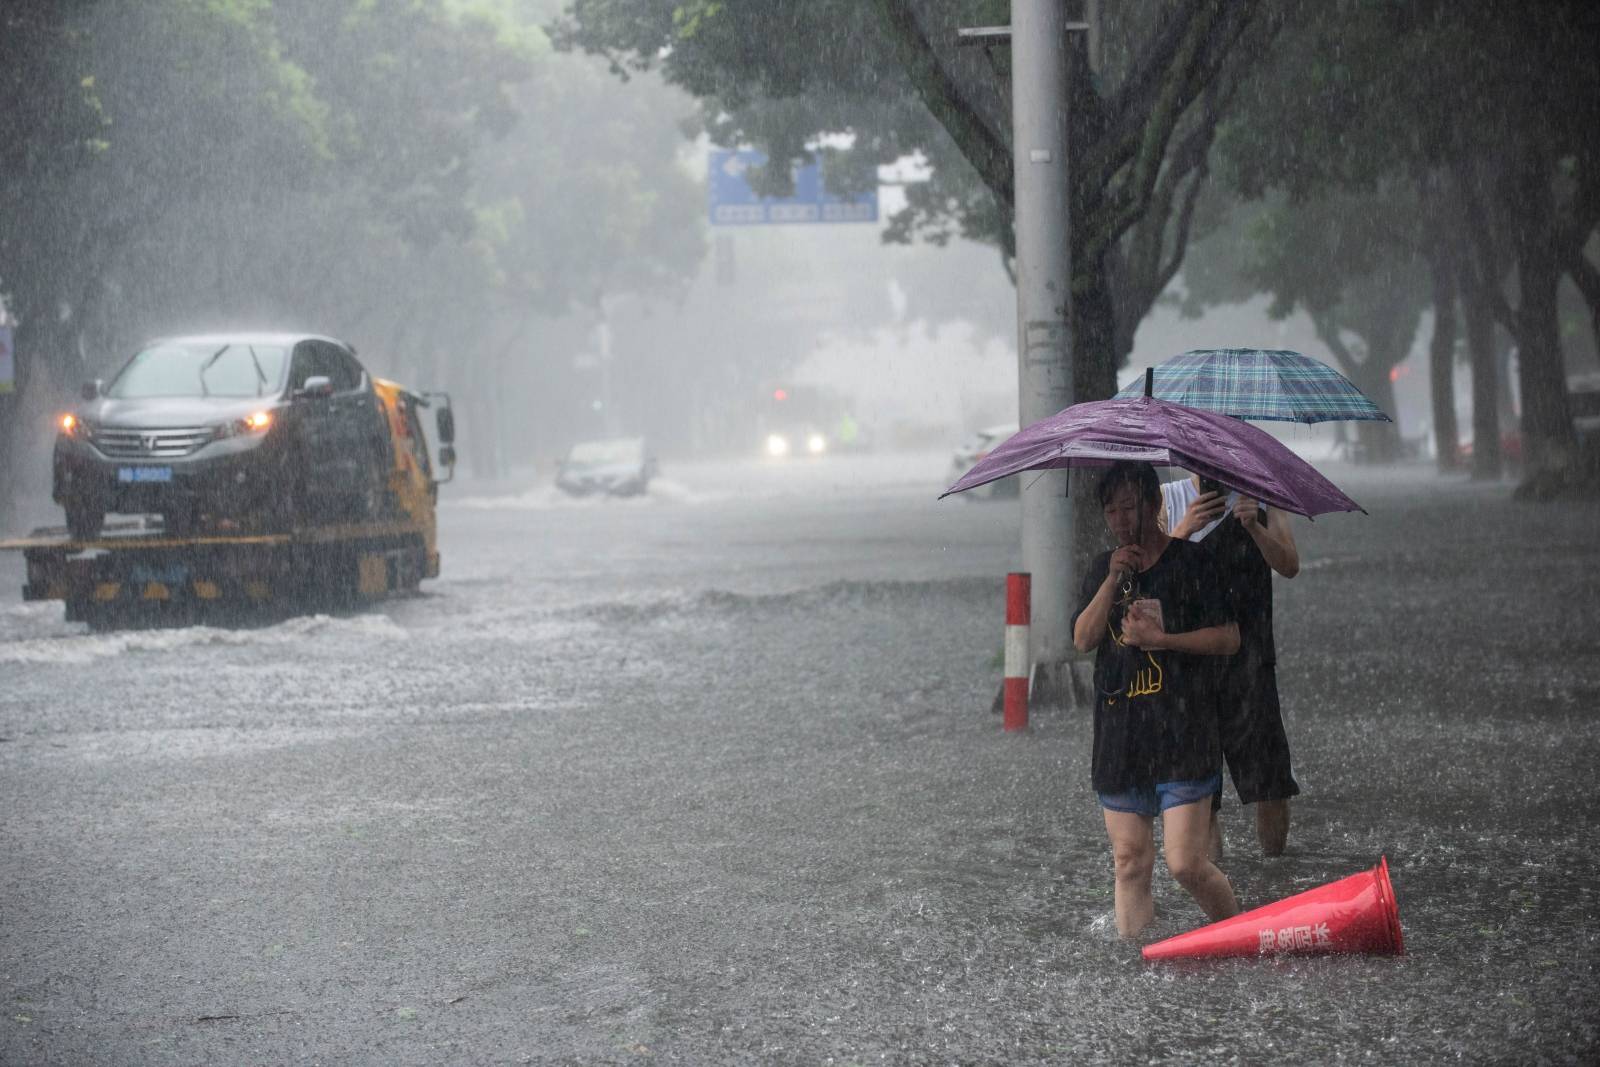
[{"left": 3, "top": 515, "right": 438, "bottom": 630}]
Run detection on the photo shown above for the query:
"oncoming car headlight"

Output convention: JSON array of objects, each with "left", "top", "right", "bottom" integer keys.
[
  {"left": 214, "top": 410, "right": 274, "bottom": 440},
  {"left": 806, "top": 432, "right": 827, "bottom": 455},
  {"left": 765, "top": 433, "right": 791, "bottom": 458}
]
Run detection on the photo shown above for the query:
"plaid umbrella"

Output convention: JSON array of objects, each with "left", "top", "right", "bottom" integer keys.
[{"left": 1114, "top": 348, "right": 1391, "bottom": 423}]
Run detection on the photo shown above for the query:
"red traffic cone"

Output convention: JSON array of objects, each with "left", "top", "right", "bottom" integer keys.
[{"left": 1143, "top": 856, "right": 1404, "bottom": 961}]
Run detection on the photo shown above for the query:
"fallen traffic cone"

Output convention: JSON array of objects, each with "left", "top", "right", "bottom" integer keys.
[{"left": 1143, "top": 856, "right": 1404, "bottom": 961}]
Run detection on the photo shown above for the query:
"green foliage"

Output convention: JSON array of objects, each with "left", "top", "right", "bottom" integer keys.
[
  {"left": 267, "top": 0, "right": 535, "bottom": 245},
  {"left": 552, "top": 0, "right": 993, "bottom": 211},
  {"left": 0, "top": 0, "right": 700, "bottom": 339},
  {"left": 0, "top": 5, "right": 110, "bottom": 252},
  {"left": 551, "top": 0, "right": 1275, "bottom": 415},
  {"left": 0, "top": 0, "right": 706, "bottom": 509}
]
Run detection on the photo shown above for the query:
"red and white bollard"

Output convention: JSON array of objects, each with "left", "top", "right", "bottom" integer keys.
[{"left": 1003, "top": 572, "right": 1031, "bottom": 732}]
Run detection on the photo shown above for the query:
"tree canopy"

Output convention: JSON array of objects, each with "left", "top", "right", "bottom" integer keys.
[
  {"left": 0, "top": 0, "right": 708, "bottom": 510},
  {"left": 554, "top": 0, "right": 1276, "bottom": 404},
  {"left": 1190, "top": 0, "right": 1600, "bottom": 485}
]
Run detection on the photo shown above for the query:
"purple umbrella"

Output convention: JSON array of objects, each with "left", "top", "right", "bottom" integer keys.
[{"left": 940, "top": 394, "right": 1363, "bottom": 518}]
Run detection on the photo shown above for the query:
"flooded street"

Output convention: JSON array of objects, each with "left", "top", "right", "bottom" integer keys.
[
  {"left": 6, "top": 1, "right": 1596, "bottom": 1062},
  {"left": 2, "top": 456, "right": 1598, "bottom": 1064}
]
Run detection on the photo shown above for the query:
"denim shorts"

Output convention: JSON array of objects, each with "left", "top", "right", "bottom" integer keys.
[{"left": 1099, "top": 773, "right": 1224, "bottom": 817}]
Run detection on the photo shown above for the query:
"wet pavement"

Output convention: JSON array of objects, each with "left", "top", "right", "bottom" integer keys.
[{"left": 2, "top": 455, "right": 1597, "bottom": 1064}]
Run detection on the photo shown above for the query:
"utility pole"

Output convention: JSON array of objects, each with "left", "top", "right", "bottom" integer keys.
[
  {"left": 1012, "top": 0, "right": 1074, "bottom": 670},
  {"left": 961, "top": 4, "right": 1087, "bottom": 692}
]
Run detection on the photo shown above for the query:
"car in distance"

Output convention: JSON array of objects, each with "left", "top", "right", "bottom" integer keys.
[
  {"left": 763, "top": 426, "right": 830, "bottom": 459},
  {"left": 555, "top": 437, "right": 658, "bottom": 498},
  {"left": 948, "top": 423, "right": 1019, "bottom": 499},
  {"left": 54, "top": 333, "right": 393, "bottom": 539}
]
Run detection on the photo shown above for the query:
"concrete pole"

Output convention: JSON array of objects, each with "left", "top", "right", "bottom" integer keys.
[{"left": 1011, "top": 0, "right": 1074, "bottom": 665}]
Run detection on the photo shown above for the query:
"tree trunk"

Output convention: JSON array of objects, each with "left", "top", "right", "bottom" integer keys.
[
  {"left": 0, "top": 394, "right": 19, "bottom": 530},
  {"left": 1508, "top": 150, "right": 1577, "bottom": 490},
  {"left": 0, "top": 303, "right": 84, "bottom": 528},
  {"left": 1511, "top": 254, "right": 1576, "bottom": 468},
  {"left": 1312, "top": 314, "right": 1401, "bottom": 463},
  {"left": 1428, "top": 256, "right": 1460, "bottom": 473},
  {"left": 1353, "top": 373, "right": 1400, "bottom": 462},
  {"left": 1459, "top": 275, "right": 1502, "bottom": 480},
  {"left": 1069, "top": 253, "right": 1119, "bottom": 575}
]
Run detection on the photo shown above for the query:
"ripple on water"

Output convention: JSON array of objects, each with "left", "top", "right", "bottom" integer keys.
[{"left": 0, "top": 612, "right": 408, "bottom": 665}]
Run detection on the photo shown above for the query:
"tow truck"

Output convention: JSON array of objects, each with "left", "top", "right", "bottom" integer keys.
[{"left": 1, "top": 379, "right": 456, "bottom": 630}]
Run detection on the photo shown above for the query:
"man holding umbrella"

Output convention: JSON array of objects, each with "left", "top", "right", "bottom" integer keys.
[
  {"left": 1115, "top": 347, "right": 1390, "bottom": 859},
  {"left": 1164, "top": 474, "right": 1300, "bottom": 858}
]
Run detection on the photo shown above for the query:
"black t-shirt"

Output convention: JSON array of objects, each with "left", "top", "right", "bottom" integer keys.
[
  {"left": 1198, "top": 509, "right": 1276, "bottom": 669},
  {"left": 1073, "top": 538, "right": 1234, "bottom": 792}
]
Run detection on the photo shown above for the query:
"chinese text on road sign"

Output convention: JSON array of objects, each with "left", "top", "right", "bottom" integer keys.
[{"left": 708, "top": 149, "right": 877, "bottom": 227}]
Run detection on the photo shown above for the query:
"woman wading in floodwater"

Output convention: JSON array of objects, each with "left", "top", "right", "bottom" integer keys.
[{"left": 1072, "top": 461, "right": 1242, "bottom": 936}]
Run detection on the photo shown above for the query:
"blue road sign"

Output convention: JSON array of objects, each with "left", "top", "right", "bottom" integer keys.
[{"left": 708, "top": 149, "right": 877, "bottom": 226}]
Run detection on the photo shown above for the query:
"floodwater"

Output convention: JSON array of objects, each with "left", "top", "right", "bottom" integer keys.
[{"left": 1, "top": 454, "right": 1597, "bottom": 1063}]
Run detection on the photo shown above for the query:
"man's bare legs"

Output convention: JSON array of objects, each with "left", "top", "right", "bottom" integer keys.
[
  {"left": 1102, "top": 809, "right": 1155, "bottom": 937},
  {"left": 1211, "top": 798, "right": 1291, "bottom": 858},
  {"left": 1163, "top": 800, "right": 1240, "bottom": 922},
  {"left": 1256, "top": 798, "right": 1290, "bottom": 856}
]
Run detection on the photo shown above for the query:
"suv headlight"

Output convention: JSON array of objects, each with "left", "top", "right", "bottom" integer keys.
[
  {"left": 59, "top": 413, "right": 97, "bottom": 438},
  {"left": 214, "top": 410, "right": 274, "bottom": 440}
]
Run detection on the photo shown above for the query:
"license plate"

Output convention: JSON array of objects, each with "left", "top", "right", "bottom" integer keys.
[
  {"left": 130, "top": 562, "right": 189, "bottom": 586},
  {"left": 117, "top": 466, "right": 173, "bottom": 483}
]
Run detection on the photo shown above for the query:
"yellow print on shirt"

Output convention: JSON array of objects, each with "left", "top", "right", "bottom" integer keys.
[{"left": 1108, "top": 620, "right": 1164, "bottom": 699}]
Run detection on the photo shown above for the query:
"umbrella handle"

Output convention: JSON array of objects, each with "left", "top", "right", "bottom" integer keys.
[{"left": 1144, "top": 367, "right": 1154, "bottom": 398}]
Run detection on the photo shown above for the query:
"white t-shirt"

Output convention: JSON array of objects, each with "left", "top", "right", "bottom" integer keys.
[{"left": 1161, "top": 477, "right": 1241, "bottom": 542}]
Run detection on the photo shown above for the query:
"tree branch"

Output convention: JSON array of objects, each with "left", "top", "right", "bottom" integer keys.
[
  {"left": 1105, "top": 0, "right": 1226, "bottom": 138},
  {"left": 1082, "top": 0, "right": 1253, "bottom": 198},
  {"left": 868, "top": 0, "right": 1012, "bottom": 210},
  {"left": 1311, "top": 311, "right": 1357, "bottom": 377},
  {"left": 1081, "top": 64, "right": 1235, "bottom": 270},
  {"left": 1157, "top": 160, "right": 1210, "bottom": 293},
  {"left": 1085, "top": 3, "right": 1221, "bottom": 200}
]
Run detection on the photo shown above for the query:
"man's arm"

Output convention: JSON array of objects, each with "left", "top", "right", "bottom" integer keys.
[
  {"left": 1172, "top": 491, "right": 1228, "bottom": 539},
  {"left": 1235, "top": 500, "right": 1300, "bottom": 578}
]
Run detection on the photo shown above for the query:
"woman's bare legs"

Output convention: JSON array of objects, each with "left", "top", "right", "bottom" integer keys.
[
  {"left": 1163, "top": 800, "right": 1240, "bottom": 922},
  {"left": 1102, "top": 808, "right": 1156, "bottom": 937}
]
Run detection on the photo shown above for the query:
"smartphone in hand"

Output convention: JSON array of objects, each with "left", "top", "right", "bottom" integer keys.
[{"left": 1130, "top": 598, "right": 1165, "bottom": 632}]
